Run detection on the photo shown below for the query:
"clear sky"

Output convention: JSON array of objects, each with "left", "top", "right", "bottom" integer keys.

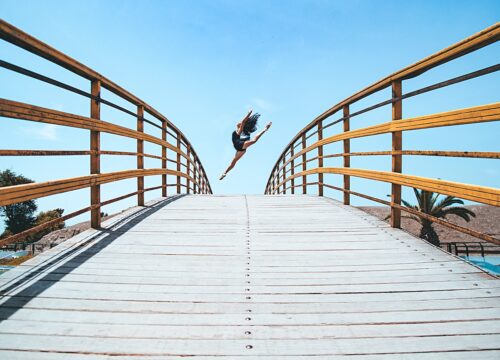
[{"left": 0, "top": 0, "right": 499, "bottom": 228}]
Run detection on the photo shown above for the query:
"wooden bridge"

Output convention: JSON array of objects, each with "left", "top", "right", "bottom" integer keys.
[
  {"left": 0, "top": 195, "right": 499, "bottom": 358},
  {"left": 0, "top": 20, "right": 499, "bottom": 358}
]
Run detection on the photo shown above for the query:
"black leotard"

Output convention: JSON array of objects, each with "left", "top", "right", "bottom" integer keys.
[{"left": 232, "top": 131, "right": 250, "bottom": 151}]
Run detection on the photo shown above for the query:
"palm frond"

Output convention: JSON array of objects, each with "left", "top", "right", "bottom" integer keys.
[
  {"left": 439, "top": 206, "right": 476, "bottom": 222},
  {"left": 434, "top": 195, "right": 464, "bottom": 212},
  {"left": 402, "top": 214, "right": 421, "bottom": 223},
  {"left": 413, "top": 188, "right": 424, "bottom": 209},
  {"left": 402, "top": 199, "right": 415, "bottom": 208}
]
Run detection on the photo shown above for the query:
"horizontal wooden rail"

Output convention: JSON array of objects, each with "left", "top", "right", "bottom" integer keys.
[
  {"left": 266, "top": 24, "right": 499, "bottom": 246},
  {"left": 318, "top": 63, "right": 500, "bottom": 132},
  {"left": 0, "top": 99, "right": 187, "bottom": 158},
  {"left": 322, "top": 150, "right": 500, "bottom": 159},
  {"left": 0, "top": 150, "right": 171, "bottom": 160},
  {"left": 276, "top": 103, "right": 500, "bottom": 174},
  {"left": 0, "top": 169, "right": 193, "bottom": 206},
  {"left": 280, "top": 150, "right": 500, "bottom": 178},
  {"left": 279, "top": 167, "right": 500, "bottom": 206}
]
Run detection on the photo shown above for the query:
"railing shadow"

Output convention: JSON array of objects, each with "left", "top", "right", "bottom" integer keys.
[{"left": 0, "top": 195, "right": 185, "bottom": 322}]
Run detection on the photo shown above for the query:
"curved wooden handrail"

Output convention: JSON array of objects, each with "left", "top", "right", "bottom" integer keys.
[
  {"left": 268, "top": 23, "right": 500, "bottom": 180},
  {"left": 0, "top": 19, "right": 212, "bottom": 247},
  {"left": 265, "top": 24, "right": 500, "bottom": 246}
]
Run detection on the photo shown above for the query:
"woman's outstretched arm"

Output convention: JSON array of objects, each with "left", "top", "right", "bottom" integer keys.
[{"left": 236, "top": 109, "right": 253, "bottom": 135}]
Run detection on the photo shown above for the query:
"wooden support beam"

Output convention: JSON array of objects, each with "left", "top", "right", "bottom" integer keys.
[
  {"left": 0, "top": 168, "right": 194, "bottom": 206},
  {"left": 90, "top": 80, "right": 101, "bottom": 228},
  {"left": 282, "top": 167, "right": 500, "bottom": 207},
  {"left": 176, "top": 133, "right": 181, "bottom": 194},
  {"left": 282, "top": 157, "right": 286, "bottom": 194},
  {"left": 161, "top": 121, "right": 167, "bottom": 197},
  {"left": 201, "top": 170, "right": 205, "bottom": 194},
  {"left": 302, "top": 133, "right": 307, "bottom": 194},
  {"left": 137, "top": 105, "right": 145, "bottom": 206},
  {"left": 290, "top": 145, "right": 295, "bottom": 195},
  {"left": 318, "top": 120, "right": 324, "bottom": 196},
  {"left": 343, "top": 105, "right": 350, "bottom": 205},
  {"left": 186, "top": 144, "right": 191, "bottom": 194},
  {"left": 391, "top": 80, "right": 403, "bottom": 228},
  {"left": 193, "top": 159, "right": 198, "bottom": 194}
]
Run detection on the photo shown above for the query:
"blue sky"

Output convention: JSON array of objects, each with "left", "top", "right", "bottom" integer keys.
[{"left": 0, "top": 0, "right": 499, "bottom": 228}]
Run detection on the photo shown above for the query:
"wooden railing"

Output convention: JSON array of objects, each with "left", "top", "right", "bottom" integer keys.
[
  {"left": 265, "top": 23, "right": 500, "bottom": 245},
  {"left": 0, "top": 20, "right": 212, "bottom": 246}
]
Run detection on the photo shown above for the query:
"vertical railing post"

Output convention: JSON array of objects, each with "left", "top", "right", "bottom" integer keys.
[
  {"left": 317, "top": 120, "right": 324, "bottom": 196},
  {"left": 272, "top": 171, "right": 276, "bottom": 194},
  {"left": 198, "top": 165, "right": 203, "bottom": 194},
  {"left": 186, "top": 144, "right": 191, "bottom": 194},
  {"left": 201, "top": 170, "right": 206, "bottom": 194},
  {"left": 391, "top": 80, "right": 403, "bottom": 228},
  {"left": 161, "top": 121, "right": 167, "bottom": 197},
  {"left": 90, "top": 80, "right": 101, "bottom": 228},
  {"left": 275, "top": 169, "right": 279, "bottom": 194},
  {"left": 176, "top": 132, "right": 181, "bottom": 194},
  {"left": 137, "top": 105, "right": 145, "bottom": 206},
  {"left": 193, "top": 159, "right": 198, "bottom": 194},
  {"left": 273, "top": 170, "right": 277, "bottom": 194},
  {"left": 282, "top": 157, "right": 286, "bottom": 194},
  {"left": 343, "top": 105, "right": 350, "bottom": 205},
  {"left": 290, "top": 146, "right": 295, "bottom": 195},
  {"left": 301, "top": 133, "right": 307, "bottom": 194}
]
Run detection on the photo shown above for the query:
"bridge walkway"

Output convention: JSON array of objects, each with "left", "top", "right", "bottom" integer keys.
[{"left": 0, "top": 195, "right": 498, "bottom": 359}]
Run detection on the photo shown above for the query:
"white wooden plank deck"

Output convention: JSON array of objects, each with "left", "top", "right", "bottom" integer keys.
[{"left": 0, "top": 195, "right": 498, "bottom": 359}]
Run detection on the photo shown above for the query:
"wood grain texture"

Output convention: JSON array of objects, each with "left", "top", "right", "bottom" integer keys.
[
  {"left": 391, "top": 80, "right": 403, "bottom": 228},
  {"left": 0, "top": 169, "right": 194, "bottom": 206},
  {"left": 342, "top": 104, "right": 350, "bottom": 205},
  {"left": 137, "top": 105, "right": 145, "bottom": 206},
  {"left": 90, "top": 80, "right": 101, "bottom": 228},
  {"left": 317, "top": 120, "right": 324, "bottom": 196},
  {"left": 275, "top": 103, "right": 500, "bottom": 171},
  {"left": 161, "top": 121, "right": 167, "bottom": 197},
  {"left": 0, "top": 195, "right": 498, "bottom": 358},
  {"left": 0, "top": 98, "right": 187, "bottom": 159},
  {"left": 280, "top": 167, "right": 500, "bottom": 206}
]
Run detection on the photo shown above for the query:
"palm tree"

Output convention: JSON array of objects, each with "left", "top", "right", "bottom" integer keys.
[{"left": 398, "top": 189, "right": 476, "bottom": 247}]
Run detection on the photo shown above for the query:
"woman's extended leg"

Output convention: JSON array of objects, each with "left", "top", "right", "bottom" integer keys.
[
  {"left": 220, "top": 150, "right": 246, "bottom": 180},
  {"left": 242, "top": 122, "right": 272, "bottom": 150}
]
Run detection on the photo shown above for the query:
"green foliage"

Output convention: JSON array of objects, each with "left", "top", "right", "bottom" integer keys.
[
  {"left": 0, "top": 169, "right": 38, "bottom": 234},
  {"left": 402, "top": 189, "right": 476, "bottom": 247},
  {"left": 31, "top": 208, "right": 65, "bottom": 241},
  {"left": 0, "top": 229, "right": 12, "bottom": 240},
  {"left": 0, "top": 169, "right": 66, "bottom": 244}
]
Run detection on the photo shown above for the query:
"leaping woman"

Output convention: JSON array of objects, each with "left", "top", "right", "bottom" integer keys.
[{"left": 219, "top": 110, "right": 272, "bottom": 180}]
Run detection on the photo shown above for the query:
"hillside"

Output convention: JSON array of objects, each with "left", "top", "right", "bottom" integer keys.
[{"left": 358, "top": 205, "right": 500, "bottom": 246}]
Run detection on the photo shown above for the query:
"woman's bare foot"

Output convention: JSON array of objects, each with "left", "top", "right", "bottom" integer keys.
[
  {"left": 219, "top": 173, "right": 226, "bottom": 180},
  {"left": 264, "top": 122, "right": 272, "bottom": 131}
]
